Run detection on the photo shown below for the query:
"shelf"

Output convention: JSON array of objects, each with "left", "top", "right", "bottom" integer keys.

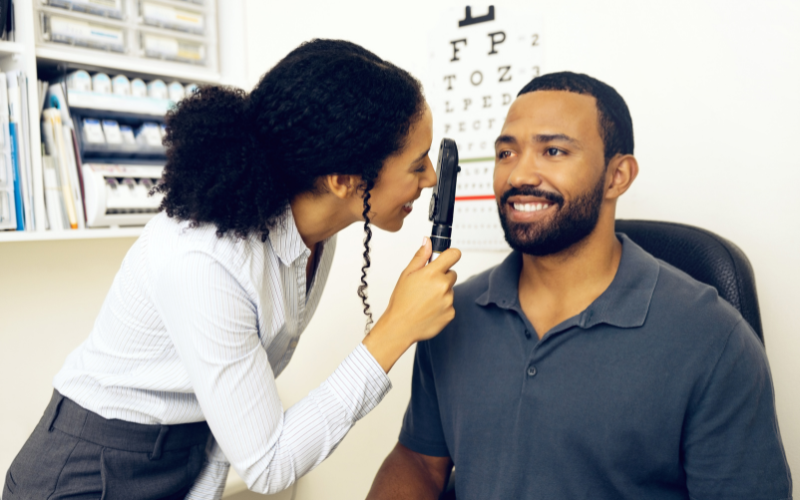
[
  {"left": 0, "top": 41, "right": 25, "bottom": 56},
  {"left": 36, "top": 46, "right": 220, "bottom": 83},
  {"left": 68, "top": 89, "right": 176, "bottom": 117},
  {"left": 0, "top": 227, "right": 143, "bottom": 242}
]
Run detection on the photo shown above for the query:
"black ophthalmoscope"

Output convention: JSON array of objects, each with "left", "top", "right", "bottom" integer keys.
[{"left": 428, "top": 138, "right": 461, "bottom": 261}]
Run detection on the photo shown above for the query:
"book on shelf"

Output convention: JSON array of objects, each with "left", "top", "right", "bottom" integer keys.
[
  {"left": 0, "top": 0, "right": 13, "bottom": 42},
  {"left": 41, "top": 154, "right": 67, "bottom": 230},
  {"left": 0, "top": 72, "right": 16, "bottom": 230},
  {"left": 7, "top": 71, "right": 35, "bottom": 231},
  {"left": 42, "top": 108, "right": 79, "bottom": 230}
]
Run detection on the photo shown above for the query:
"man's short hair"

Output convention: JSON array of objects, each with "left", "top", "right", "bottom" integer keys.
[{"left": 518, "top": 72, "right": 634, "bottom": 164}]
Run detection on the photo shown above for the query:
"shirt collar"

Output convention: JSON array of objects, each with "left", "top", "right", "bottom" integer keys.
[
  {"left": 268, "top": 209, "right": 311, "bottom": 266},
  {"left": 475, "top": 233, "right": 660, "bottom": 330}
]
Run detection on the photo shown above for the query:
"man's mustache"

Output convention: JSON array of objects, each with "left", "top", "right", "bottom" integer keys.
[{"left": 499, "top": 187, "right": 564, "bottom": 207}]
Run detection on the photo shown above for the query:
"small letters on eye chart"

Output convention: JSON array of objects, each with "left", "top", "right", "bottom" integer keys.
[{"left": 428, "top": 4, "right": 544, "bottom": 250}]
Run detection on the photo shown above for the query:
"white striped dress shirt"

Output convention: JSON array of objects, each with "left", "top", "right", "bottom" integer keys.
[{"left": 53, "top": 210, "right": 392, "bottom": 498}]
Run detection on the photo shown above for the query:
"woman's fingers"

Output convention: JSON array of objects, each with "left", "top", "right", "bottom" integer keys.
[{"left": 426, "top": 247, "right": 461, "bottom": 273}]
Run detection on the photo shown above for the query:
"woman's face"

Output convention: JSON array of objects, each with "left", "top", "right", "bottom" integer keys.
[{"left": 367, "top": 105, "right": 437, "bottom": 232}]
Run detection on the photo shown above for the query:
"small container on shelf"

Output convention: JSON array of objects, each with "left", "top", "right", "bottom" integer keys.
[
  {"left": 41, "top": 13, "right": 126, "bottom": 52},
  {"left": 42, "top": 0, "right": 125, "bottom": 20},
  {"left": 130, "top": 78, "right": 147, "bottom": 97},
  {"left": 146, "top": 79, "right": 167, "bottom": 99},
  {"left": 82, "top": 118, "right": 106, "bottom": 144},
  {"left": 67, "top": 70, "right": 92, "bottom": 91},
  {"left": 112, "top": 74, "right": 132, "bottom": 95},
  {"left": 140, "top": 1, "right": 204, "bottom": 35},
  {"left": 167, "top": 81, "right": 184, "bottom": 101},
  {"left": 141, "top": 32, "right": 205, "bottom": 65},
  {"left": 91, "top": 73, "right": 112, "bottom": 93}
]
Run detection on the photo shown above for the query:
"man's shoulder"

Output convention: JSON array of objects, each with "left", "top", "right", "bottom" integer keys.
[{"left": 453, "top": 265, "right": 495, "bottom": 303}]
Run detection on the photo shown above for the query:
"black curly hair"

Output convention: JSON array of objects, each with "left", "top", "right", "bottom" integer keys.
[
  {"left": 157, "top": 39, "right": 425, "bottom": 330},
  {"left": 518, "top": 72, "right": 633, "bottom": 164}
]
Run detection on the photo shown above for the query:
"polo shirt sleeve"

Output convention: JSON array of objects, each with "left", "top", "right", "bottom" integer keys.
[
  {"left": 398, "top": 341, "right": 450, "bottom": 457},
  {"left": 683, "top": 319, "right": 792, "bottom": 499}
]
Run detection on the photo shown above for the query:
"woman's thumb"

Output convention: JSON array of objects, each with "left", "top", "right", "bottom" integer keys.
[{"left": 404, "top": 237, "right": 432, "bottom": 275}]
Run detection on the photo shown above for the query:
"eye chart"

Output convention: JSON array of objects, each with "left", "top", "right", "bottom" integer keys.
[{"left": 428, "top": 4, "right": 544, "bottom": 250}]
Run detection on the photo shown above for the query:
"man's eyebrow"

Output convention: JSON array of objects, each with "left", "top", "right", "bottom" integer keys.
[
  {"left": 533, "top": 133, "right": 581, "bottom": 147},
  {"left": 494, "top": 135, "right": 517, "bottom": 148}
]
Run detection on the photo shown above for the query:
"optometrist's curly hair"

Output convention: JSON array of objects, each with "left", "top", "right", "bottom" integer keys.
[{"left": 156, "top": 39, "right": 425, "bottom": 330}]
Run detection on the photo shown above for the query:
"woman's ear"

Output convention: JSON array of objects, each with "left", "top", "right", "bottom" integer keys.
[{"left": 322, "top": 174, "right": 361, "bottom": 200}]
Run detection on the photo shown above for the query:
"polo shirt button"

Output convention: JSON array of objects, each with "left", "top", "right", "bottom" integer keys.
[{"left": 526, "top": 365, "right": 537, "bottom": 377}]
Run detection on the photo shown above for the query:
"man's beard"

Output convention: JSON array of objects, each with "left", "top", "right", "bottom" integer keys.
[{"left": 497, "top": 175, "right": 605, "bottom": 256}]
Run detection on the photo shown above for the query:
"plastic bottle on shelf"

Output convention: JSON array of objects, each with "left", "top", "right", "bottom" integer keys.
[
  {"left": 82, "top": 118, "right": 106, "bottom": 144},
  {"left": 92, "top": 73, "right": 112, "bottom": 94},
  {"left": 168, "top": 81, "right": 185, "bottom": 102},
  {"left": 66, "top": 70, "right": 92, "bottom": 92},
  {"left": 184, "top": 83, "right": 199, "bottom": 96},
  {"left": 112, "top": 75, "right": 132, "bottom": 96},
  {"left": 101, "top": 120, "right": 122, "bottom": 144},
  {"left": 136, "top": 122, "right": 163, "bottom": 147},
  {"left": 119, "top": 125, "right": 136, "bottom": 145},
  {"left": 131, "top": 78, "right": 147, "bottom": 98},
  {"left": 147, "top": 79, "right": 168, "bottom": 100}
]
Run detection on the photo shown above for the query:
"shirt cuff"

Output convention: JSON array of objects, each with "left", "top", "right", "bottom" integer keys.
[{"left": 322, "top": 343, "right": 392, "bottom": 423}]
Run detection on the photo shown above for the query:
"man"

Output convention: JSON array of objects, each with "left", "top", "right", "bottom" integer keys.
[{"left": 367, "top": 72, "right": 791, "bottom": 499}]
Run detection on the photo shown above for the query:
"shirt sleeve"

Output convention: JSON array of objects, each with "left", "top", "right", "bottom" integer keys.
[
  {"left": 154, "top": 251, "right": 392, "bottom": 495},
  {"left": 398, "top": 341, "right": 450, "bottom": 457},
  {"left": 682, "top": 319, "right": 792, "bottom": 499}
]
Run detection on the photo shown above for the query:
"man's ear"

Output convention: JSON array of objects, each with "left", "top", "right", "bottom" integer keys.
[
  {"left": 322, "top": 174, "right": 361, "bottom": 200},
  {"left": 605, "top": 154, "right": 639, "bottom": 200}
]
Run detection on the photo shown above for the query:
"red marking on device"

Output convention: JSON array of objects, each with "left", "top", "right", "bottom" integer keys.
[{"left": 455, "top": 195, "right": 496, "bottom": 201}]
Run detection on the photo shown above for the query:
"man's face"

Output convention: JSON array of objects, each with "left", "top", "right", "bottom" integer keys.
[{"left": 493, "top": 91, "right": 608, "bottom": 256}]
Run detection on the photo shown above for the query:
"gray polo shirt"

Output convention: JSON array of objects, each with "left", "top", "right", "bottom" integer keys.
[{"left": 400, "top": 234, "right": 791, "bottom": 500}]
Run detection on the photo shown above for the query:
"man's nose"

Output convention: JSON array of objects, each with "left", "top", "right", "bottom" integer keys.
[{"left": 507, "top": 154, "right": 543, "bottom": 188}]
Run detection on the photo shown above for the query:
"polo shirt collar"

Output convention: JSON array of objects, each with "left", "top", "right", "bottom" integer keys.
[
  {"left": 475, "top": 233, "right": 660, "bottom": 330},
  {"left": 268, "top": 208, "right": 311, "bottom": 266}
]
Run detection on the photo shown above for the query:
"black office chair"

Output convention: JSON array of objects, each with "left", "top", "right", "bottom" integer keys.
[
  {"left": 440, "top": 220, "right": 764, "bottom": 499},
  {"left": 615, "top": 220, "right": 763, "bottom": 343}
]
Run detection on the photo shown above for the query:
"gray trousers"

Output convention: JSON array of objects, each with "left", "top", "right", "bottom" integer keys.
[{"left": 3, "top": 390, "right": 210, "bottom": 500}]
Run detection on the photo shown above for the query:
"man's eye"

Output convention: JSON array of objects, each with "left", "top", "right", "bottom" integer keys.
[{"left": 545, "top": 148, "right": 563, "bottom": 156}]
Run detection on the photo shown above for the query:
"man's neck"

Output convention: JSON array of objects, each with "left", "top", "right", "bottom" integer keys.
[{"left": 518, "top": 217, "right": 622, "bottom": 338}]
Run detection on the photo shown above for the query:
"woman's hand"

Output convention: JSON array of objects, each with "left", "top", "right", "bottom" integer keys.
[{"left": 363, "top": 237, "right": 461, "bottom": 373}]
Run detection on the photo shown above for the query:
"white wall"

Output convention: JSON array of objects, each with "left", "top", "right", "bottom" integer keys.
[
  {"left": 241, "top": 0, "right": 800, "bottom": 498},
  {"left": 1, "top": 1, "right": 796, "bottom": 498}
]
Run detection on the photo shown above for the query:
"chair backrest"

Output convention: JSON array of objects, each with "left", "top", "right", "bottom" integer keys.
[{"left": 615, "top": 220, "right": 763, "bottom": 343}]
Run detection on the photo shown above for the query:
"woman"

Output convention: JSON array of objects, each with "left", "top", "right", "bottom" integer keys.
[{"left": 4, "top": 39, "right": 459, "bottom": 499}]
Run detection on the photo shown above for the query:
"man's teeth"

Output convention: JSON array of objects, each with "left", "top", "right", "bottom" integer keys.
[{"left": 513, "top": 202, "right": 550, "bottom": 212}]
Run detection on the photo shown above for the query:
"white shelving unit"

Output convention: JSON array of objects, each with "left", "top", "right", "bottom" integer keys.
[{"left": 0, "top": 0, "right": 247, "bottom": 243}]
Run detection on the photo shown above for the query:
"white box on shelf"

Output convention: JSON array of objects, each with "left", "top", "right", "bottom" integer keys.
[
  {"left": 82, "top": 163, "right": 163, "bottom": 227},
  {"left": 43, "top": 0, "right": 125, "bottom": 20},
  {"left": 141, "top": 32, "right": 205, "bottom": 65},
  {"left": 140, "top": 1, "right": 204, "bottom": 34},
  {"left": 41, "top": 13, "right": 126, "bottom": 52}
]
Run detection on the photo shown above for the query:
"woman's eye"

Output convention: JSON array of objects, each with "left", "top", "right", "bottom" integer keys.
[
  {"left": 497, "top": 151, "right": 512, "bottom": 159},
  {"left": 415, "top": 165, "right": 427, "bottom": 173}
]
